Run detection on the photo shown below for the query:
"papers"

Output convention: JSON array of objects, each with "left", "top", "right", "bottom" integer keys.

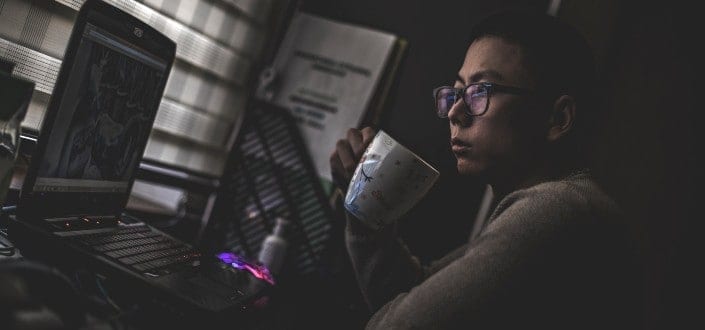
[
  {"left": 127, "top": 179, "right": 186, "bottom": 216},
  {"left": 261, "top": 12, "right": 398, "bottom": 181}
]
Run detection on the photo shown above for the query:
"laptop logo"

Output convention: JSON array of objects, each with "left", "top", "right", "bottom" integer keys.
[{"left": 133, "top": 27, "right": 143, "bottom": 38}]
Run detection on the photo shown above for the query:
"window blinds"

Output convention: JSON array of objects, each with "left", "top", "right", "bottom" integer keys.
[{"left": 0, "top": 0, "right": 273, "bottom": 176}]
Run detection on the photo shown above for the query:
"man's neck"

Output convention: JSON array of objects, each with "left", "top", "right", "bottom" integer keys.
[
  {"left": 490, "top": 174, "right": 545, "bottom": 203},
  {"left": 489, "top": 159, "right": 573, "bottom": 202}
]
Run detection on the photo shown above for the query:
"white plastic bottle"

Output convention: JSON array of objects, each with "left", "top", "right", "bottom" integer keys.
[{"left": 257, "top": 217, "right": 291, "bottom": 276}]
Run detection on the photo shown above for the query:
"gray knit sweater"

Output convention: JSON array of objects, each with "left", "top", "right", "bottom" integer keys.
[{"left": 345, "top": 173, "right": 641, "bottom": 329}]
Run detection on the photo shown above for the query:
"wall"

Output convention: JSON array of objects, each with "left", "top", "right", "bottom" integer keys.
[{"left": 560, "top": 0, "right": 698, "bottom": 328}]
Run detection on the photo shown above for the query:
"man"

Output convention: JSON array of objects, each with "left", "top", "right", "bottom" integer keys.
[{"left": 330, "top": 10, "right": 641, "bottom": 329}]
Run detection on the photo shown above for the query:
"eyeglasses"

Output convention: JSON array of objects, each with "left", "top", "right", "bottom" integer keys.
[{"left": 433, "top": 82, "right": 532, "bottom": 118}]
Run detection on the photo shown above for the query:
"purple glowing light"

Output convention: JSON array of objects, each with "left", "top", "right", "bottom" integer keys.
[{"left": 217, "top": 252, "right": 275, "bottom": 285}]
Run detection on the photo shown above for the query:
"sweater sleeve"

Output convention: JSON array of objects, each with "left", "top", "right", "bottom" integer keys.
[
  {"left": 344, "top": 212, "right": 469, "bottom": 311},
  {"left": 355, "top": 181, "right": 601, "bottom": 329}
]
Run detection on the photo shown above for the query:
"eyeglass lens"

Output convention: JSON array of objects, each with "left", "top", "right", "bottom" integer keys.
[{"left": 435, "top": 85, "right": 489, "bottom": 118}]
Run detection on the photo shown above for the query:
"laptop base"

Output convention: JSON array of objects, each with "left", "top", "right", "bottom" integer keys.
[{"left": 8, "top": 215, "right": 271, "bottom": 327}]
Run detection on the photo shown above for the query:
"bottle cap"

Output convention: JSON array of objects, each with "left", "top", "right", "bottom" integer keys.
[{"left": 273, "top": 217, "right": 291, "bottom": 237}]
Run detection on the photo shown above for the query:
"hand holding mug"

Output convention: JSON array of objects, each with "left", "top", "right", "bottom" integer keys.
[
  {"left": 343, "top": 131, "right": 439, "bottom": 230},
  {"left": 329, "top": 127, "right": 377, "bottom": 192}
]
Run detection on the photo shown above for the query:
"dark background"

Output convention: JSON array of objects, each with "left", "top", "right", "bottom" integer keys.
[
  {"left": 292, "top": 0, "right": 699, "bottom": 329},
  {"left": 1, "top": 0, "right": 697, "bottom": 328}
]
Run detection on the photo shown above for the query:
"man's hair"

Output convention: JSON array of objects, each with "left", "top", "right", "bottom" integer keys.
[{"left": 469, "top": 10, "right": 599, "bottom": 166}]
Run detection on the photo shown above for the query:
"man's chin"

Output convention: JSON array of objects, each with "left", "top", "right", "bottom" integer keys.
[{"left": 456, "top": 160, "right": 486, "bottom": 177}]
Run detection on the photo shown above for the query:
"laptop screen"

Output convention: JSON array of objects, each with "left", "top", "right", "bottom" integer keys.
[
  {"left": 19, "top": 0, "right": 175, "bottom": 219},
  {"left": 32, "top": 23, "right": 168, "bottom": 194}
]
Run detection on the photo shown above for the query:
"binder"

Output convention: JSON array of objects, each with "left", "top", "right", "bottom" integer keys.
[
  {"left": 203, "top": 101, "right": 336, "bottom": 276},
  {"left": 257, "top": 11, "right": 407, "bottom": 183}
]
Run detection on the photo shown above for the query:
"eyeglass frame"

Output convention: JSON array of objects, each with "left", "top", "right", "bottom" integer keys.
[{"left": 433, "top": 82, "right": 533, "bottom": 118}]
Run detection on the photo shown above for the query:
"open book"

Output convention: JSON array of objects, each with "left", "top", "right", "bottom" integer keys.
[{"left": 258, "top": 12, "right": 406, "bottom": 183}]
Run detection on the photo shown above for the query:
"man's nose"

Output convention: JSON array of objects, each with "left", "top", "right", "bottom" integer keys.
[{"left": 447, "top": 97, "right": 470, "bottom": 126}]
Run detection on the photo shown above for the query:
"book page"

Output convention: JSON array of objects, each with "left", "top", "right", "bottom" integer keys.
[{"left": 263, "top": 12, "right": 397, "bottom": 182}]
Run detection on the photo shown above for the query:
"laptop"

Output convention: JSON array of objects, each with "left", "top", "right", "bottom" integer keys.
[{"left": 8, "top": 0, "right": 270, "bottom": 325}]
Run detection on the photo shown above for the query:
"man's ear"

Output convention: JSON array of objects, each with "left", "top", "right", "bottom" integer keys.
[{"left": 547, "top": 95, "right": 576, "bottom": 142}]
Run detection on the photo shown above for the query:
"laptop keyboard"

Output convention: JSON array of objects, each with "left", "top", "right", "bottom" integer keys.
[{"left": 73, "top": 224, "right": 201, "bottom": 274}]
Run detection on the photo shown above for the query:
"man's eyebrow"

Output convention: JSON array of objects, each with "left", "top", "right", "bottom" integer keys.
[
  {"left": 470, "top": 70, "right": 504, "bottom": 82},
  {"left": 456, "top": 70, "right": 504, "bottom": 84}
]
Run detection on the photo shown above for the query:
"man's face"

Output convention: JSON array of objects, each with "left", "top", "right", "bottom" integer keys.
[{"left": 449, "top": 36, "right": 547, "bottom": 181}]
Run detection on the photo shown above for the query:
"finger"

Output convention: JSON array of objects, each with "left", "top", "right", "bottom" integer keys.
[
  {"left": 347, "top": 128, "right": 364, "bottom": 155},
  {"left": 330, "top": 148, "right": 343, "bottom": 175},
  {"left": 336, "top": 139, "right": 357, "bottom": 177},
  {"left": 329, "top": 151, "right": 347, "bottom": 190},
  {"left": 360, "top": 127, "right": 377, "bottom": 147}
]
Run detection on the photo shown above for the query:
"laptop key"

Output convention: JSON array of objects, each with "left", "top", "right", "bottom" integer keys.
[
  {"left": 84, "top": 231, "right": 161, "bottom": 246},
  {"left": 104, "top": 241, "right": 182, "bottom": 259},
  {"left": 135, "top": 251, "right": 202, "bottom": 272},
  {"left": 93, "top": 237, "right": 164, "bottom": 252},
  {"left": 119, "top": 246, "right": 192, "bottom": 265}
]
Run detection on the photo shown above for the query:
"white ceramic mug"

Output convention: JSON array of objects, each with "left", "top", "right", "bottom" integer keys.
[{"left": 344, "top": 130, "right": 440, "bottom": 230}]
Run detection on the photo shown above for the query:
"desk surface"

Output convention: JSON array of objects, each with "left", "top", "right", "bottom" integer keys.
[
  {"left": 0, "top": 230, "right": 138, "bottom": 329},
  {"left": 0, "top": 228, "right": 348, "bottom": 330}
]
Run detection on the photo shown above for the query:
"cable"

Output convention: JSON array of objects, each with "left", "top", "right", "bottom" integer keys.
[
  {"left": 0, "top": 245, "right": 14, "bottom": 256},
  {"left": 74, "top": 270, "right": 131, "bottom": 330},
  {"left": 0, "top": 204, "right": 17, "bottom": 255},
  {"left": 0, "top": 205, "right": 17, "bottom": 228},
  {"left": 95, "top": 277, "right": 122, "bottom": 313},
  {"left": 0, "top": 222, "right": 15, "bottom": 256},
  {"left": 1, "top": 205, "right": 17, "bottom": 213}
]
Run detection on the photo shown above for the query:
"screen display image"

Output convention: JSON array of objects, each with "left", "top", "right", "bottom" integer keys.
[{"left": 33, "top": 23, "right": 167, "bottom": 193}]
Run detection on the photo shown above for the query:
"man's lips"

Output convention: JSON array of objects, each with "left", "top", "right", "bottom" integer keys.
[
  {"left": 451, "top": 145, "right": 471, "bottom": 154},
  {"left": 450, "top": 138, "right": 471, "bottom": 154}
]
